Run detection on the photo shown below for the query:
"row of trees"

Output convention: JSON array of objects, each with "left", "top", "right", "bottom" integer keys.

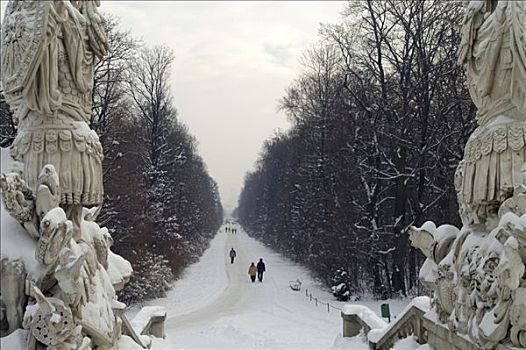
[
  {"left": 1, "top": 15, "right": 223, "bottom": 304},
  {"left": 238, "top": 0, "right": 476, "bottom": 299}
]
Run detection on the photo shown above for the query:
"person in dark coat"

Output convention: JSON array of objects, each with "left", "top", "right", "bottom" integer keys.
[
  {"left": 256, "top": 258, "right": 265, "bottom": 282},
  {"left": 229, "top": 248, "right": 236, "bottom": 264}
]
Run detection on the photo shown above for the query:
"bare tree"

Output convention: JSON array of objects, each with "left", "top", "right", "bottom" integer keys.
[{"left": 127, "top": 45, "right": 176, "bottom": 168}]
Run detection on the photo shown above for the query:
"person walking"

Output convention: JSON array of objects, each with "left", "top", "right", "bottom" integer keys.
[
  {"left": 256, "top": 258, "right": 266, "bottom": 282},
  {"left": 248, "top": 263, "right": 257, "bottom": 283},
  {"left": 229, "top": 248, "right": 237, "bottom": 264}
]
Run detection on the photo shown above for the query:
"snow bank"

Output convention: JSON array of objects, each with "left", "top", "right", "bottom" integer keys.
[
  {"left": 418, "top": 259, "right": 438, "bottom": 283},
  {"left": 1, "top": 147, "right": 22, "bottom": 173},
  {"left": 500, "top": 212, "right": 526, "bottom": 231},
  {"left": 332, "top": 331, "right": 368, "bottom": 349},
  {"left": 0, "top": 148, "right": 45, "bottom": 275},
  {"left": 0, "top": 329, "right": 28, "bottom": 349},
  {"left": 391, "top": 336, "right": 421, "bottom": 350},
  {"left": 131, "top": 306, "right": 167, "bottom": 334},
  {"left": 415, "top": 345, "right": 433, "bottom": 350},
  {"left": 341, "top": 304, "right": 387, "bottom": 330},
  {"left": 410, "top": 296, "right": 432, "bottom": 312},
  {"left": 368, "top": 296, "right": 431, "bottom": 343},
  {"left": 117, "top": 335, "right": 144, "bottom": 349},
  {"left": 419, "top": 221, "right": 458, "bottom": 242},
  {"left": 107, "top": 250, "right": 133, "bottom": 287},
  {"left": 0, "top": 201, "right": 40, "bottom": 270}
]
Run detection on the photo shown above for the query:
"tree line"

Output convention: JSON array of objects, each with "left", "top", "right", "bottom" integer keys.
[
  {"left": 237, "top": 0, "right": 476, "bottom": 300},
  {"left": 0, "top": 14, "right": 223, "bottom": 304}
]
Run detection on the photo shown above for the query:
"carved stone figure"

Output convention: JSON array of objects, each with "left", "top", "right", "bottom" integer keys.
[
  {"left": 1, "top": 0, "right": 107, "bottom": 230},
  {"left": 456, "top": 0, "right": 526, "bottom": 228},
  {"left": 35, "top": 165, "right": 61, "bottom": 220},
  {"left": 0, "top": 1, "right": 156, "bottom": 349},
  {"left": 37, "top": 207, "right": 73, "bottom": 265},
  {"left": 409, "top": 1, "right": 526, "bottom": 349}
]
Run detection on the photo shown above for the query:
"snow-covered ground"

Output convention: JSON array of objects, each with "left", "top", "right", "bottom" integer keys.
[{"left": 134, "top": 225, "right": 416, "bottom": 349}]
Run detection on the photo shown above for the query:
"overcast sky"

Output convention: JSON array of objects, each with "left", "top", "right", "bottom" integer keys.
[{"left": 1, "top": 1, "right": 346, "bottom": 214}]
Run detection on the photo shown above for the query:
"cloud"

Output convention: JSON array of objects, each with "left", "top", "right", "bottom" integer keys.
[{"left": 264, "top": 44, "right": 293, "bottom": 67}]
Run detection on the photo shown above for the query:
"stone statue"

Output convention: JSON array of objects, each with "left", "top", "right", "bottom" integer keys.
[
  {"left": 2, "top": 0, "right": 107, "bottom": 235},
  {"left": 0, "top": 1, "right": 156, "bottom": 349},
  {"left": 409, "top": 1, "right": 526, "bottom": 349},
  {"left": 456, "top": 0, "right": 526, "bottom": 228}
]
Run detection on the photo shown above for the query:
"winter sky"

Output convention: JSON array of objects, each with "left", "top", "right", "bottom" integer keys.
[{"left": 0, "top": 1, "right": 346, "bottom": 214}]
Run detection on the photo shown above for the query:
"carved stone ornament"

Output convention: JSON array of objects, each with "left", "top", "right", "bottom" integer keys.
[{"left": 410, "top": 1, "right": 526, "bottom": 349}]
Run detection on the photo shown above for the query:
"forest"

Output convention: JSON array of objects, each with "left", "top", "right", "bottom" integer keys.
[
  {"left": 0, "top": 15, "right": 223, "bottom": 304},
  {"left": 237, "top": 0, "right": 476, "bottom": 300}
]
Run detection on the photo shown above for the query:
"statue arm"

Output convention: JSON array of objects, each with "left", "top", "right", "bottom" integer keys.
[{"left": 458, "top": 1, "right": 485, "bottom": 65}]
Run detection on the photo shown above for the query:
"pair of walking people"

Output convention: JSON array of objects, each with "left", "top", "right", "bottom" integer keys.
[{"left": 248, "top": 258, "right": 265, "bottom": 283}]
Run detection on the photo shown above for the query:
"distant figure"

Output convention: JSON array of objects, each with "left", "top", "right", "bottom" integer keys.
[
  {"left": 229, "top": 248, "right": 237, "bottom": 264},
  {"left": 257, "top": 258, "right": 266, "bottom": 282},
  {"left": 234, "top": 228, "right": 237, "bottom": 234},
  {"left": 248, "top": 263, "right": 257, "bottom": 283},
  {"left": 226, "top": 227, "right": 230, "bottom": 233}
]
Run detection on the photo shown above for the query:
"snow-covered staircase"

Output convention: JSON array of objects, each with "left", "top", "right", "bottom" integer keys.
[
  {"left": 367, "top": 303, "right": 427, "bottom": 350},
  {"left": 342, "top": 296, "right": 514, "bottom": 350},
  {"left": 341, "top": 297, "right": 430, "bottom": 350},
  {"left": 120, "top": 307, "right": 167, "bottom": 349}
]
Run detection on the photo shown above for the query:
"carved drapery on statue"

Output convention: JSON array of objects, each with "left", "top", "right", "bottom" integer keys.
[
  {"left": 410, "top": 1, "right": 526, "bottom": 349},
  {"left": 458, "top": 0, "right": 526, "bottom": 124},
  {"left": 2, "top": 0, "right": 106, "bottom": 207}
]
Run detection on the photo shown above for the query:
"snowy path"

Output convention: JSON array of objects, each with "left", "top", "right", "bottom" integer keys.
[
  {"left": 137, "top": 225, "right": 410, "bottom": 349},
  {"left": 163, "top": 232, "right": 251, "bottom": 327}
]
